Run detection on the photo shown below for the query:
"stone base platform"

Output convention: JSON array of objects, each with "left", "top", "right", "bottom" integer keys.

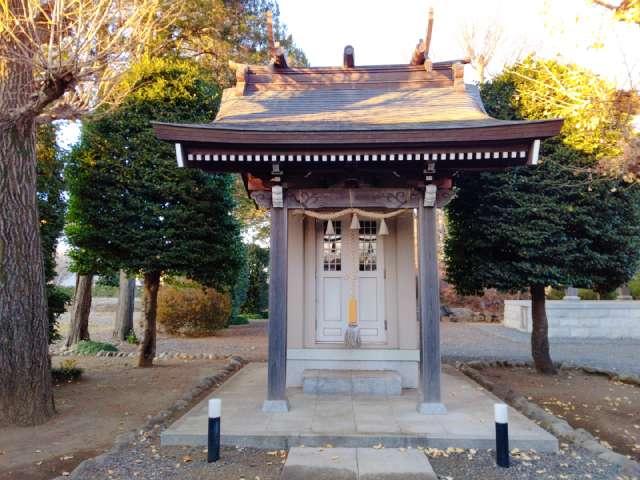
[
  {"left": 303, "top": 369, "right": 402, "bottom": 396},
  {"left": 161, "top": 363, "right": 558, "bottom": 452}
]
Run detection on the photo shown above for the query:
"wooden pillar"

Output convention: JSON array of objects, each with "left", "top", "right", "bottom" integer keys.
[
  {"left": 417, "top": 195, "right": 446, "bottom": 414},
  {"left": 262, "top": 204, "right": 289, "bottom": 412}
]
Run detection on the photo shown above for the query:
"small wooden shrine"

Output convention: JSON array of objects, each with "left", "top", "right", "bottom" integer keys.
[{"left": 154, "top": 10, "right": 562, "bottom": 414}]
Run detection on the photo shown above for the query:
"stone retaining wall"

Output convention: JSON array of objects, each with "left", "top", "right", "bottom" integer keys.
[{"left": 504, "top": 300, "right": 640, "bottom": 338}]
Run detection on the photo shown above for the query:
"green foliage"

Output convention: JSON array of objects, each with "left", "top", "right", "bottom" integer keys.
[
  {"left": 73, "top": 341, "right": 118, "bottom": 355},
  {"left": 65, "top": 56, "right": 243, "bottom": 292},
  {"left": 627, "top": 271, "right": 640, "bottom": 299},
  {"left": 591, "top": 0, "right": 640, "bottom": 24},
  {"left": 445, "top": 158, "right": 640, "bottom": 295},
  {"left": 51, "top": 360, "right": 84, "bottom": 384},
  {"left": 96, "top": 271, "right": 119, "bottom": 288},
  {"left": 445, "top": 64, "right": 640, "bottom": 300},
  {"left": 577, "top": 288, "right": 617, "bottom": 300},
  {"left": 125, "top": 330, "right": 139, "bottom": 345},
  {"left": 242, "top": 243, "right": 269, "bottom": 314},
  {"left": 484, "top": 57, "right": 634, "bottom": 160},
  {"left": 230, "top": 314, "right": 250, "bottom": 325},
  {"left": 46, "top": 285, "right": 70, "bottom": 343},
  {"left": 157, "top": 283, "right": 231, "bottom": 336},
  {"left": 230, "top": 247, "right": 249, "bottom": 323},
  {"left": 92, "top": 284, "right": 119, "bottom": 297},
  {"left": 157, "top": 0, "right": 308, "bottom": 87},
  {"left": 36, "top": 124, "right": 70, "bottom": 343}
]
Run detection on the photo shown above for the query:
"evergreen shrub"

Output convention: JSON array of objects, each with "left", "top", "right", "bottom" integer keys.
[
  {"left": 74, "top": 340, "right": 118, "bottom": 355},
  {"left": 52, "top": 360, "right": 84, "bottom": 384},
  {"left": 157, "top": 284, "right": 231, "bottom": 336}
]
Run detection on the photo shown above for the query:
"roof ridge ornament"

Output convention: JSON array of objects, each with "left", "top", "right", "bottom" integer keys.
[
  {"left": 343, "top": 45, "right": 355, "bottom": 68},
  {"left": 266, "top": 11, "right": 288, "bottom": 69},
  {"left": 410, "top": 7, "right": 434, "bottom": 66}
]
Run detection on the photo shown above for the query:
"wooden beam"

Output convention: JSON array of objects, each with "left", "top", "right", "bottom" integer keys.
[
  {"left": 417, "top": 194, "right": 446, "bottom": 415},
  {"left": 266, "top": 11, "right": 276, "bottom": 57},
  {"left": 343, "top": 45, "right": 355, "bottom": 68},
  {"left": 424, "top": 7, "right": 434, "bottom": 59},
  {"left": 153, "top": 119, "right": 564, "bottom": 145},
  {"left": 410, "top": 7, "right": 434, "bottom": 65},
  {"left": 251, "top": 188, "right": 422, "bottom": 209},
  {"left": 263, "top": 202, "right": 289, "bottom": 412}
]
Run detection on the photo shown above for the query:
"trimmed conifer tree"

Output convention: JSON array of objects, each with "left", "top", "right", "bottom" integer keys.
[
  {"left": 445, "top": 58, "right": 640, "bottom": 373},
  {"left": 66, "top": 57, "right": 243, "bottom": 366}
]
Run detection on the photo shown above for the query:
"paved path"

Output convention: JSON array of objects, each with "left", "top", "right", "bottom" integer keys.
[{"left": 442, "top": 322, "right": 640, "bottom": 375}]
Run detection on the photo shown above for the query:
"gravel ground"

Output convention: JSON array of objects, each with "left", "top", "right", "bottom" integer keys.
[
  {"left": 442, "top": 322, "right": 640, "bottom": 376},
  {"left": 63, "top": 427, "right": 629, "bottom": 480},
  {"left": 428, "top": 444, "right": 632, "bottom": 480}
]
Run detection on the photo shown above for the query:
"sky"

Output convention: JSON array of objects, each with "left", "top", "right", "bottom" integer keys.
[
  {"left": 55, "top": 0, "right": 640, "bottom": 271},
  {"left": 277, "top": 0, "right": 640, "bottom": 87},
  {"left": 59, "top": 0, "right": 640, "bottom": 148}
]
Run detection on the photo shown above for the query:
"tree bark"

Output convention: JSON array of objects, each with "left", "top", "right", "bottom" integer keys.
[
  {"left": 530, "top": 284, "right": 556, "bottom": 374},
  {"left": 138, "top": 271, "right": 160, "bottom": 367},
  {"left": 66, "top": 274, "right": 93, "bottom": 347},
  {"left": 0, "top": 6, "right": 54, "bottom": 424},
  {"left": 113, "top": 270, "right": 135, "bottom": 341}
]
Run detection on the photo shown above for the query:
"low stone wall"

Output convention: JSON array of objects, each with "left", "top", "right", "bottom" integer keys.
[{"left": 504, "top": 300, "right": 640, "bottom": 339}]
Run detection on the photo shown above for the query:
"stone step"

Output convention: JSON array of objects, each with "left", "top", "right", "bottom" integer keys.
[
  {"left": 281, "top": 447, "right": 437, "bottom": 480},
  {"left": 302, "top": 369, "right": 402, "bottom": 396}
]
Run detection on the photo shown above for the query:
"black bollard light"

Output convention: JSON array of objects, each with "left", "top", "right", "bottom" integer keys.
[
  {"left": 494, "top": 403, "right": 510, "bottom": 468},
  {"left": 208, "top": 399, "right": 221, "bottom": 463}
]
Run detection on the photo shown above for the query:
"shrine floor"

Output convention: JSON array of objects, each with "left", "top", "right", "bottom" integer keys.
[{"left": 161, "top": 363, "right": 558, "bottom": 452}]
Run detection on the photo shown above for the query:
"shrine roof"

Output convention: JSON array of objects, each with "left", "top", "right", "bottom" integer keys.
[{"left": 154, "top": 62, "right": 562, "bottom": 145}]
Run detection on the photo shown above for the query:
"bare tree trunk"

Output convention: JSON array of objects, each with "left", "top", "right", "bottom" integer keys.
[
  {"left": 66, "top": 274, "right": 93, "bottom": 347},
  {"left": 0, "top": 22, "right": 54, "bottom": 424},
  {"left": 530, "top": 284, "right": 556, "bottom": 374},
  {"left": 138, "top": 271, "right": 160, "bottom": 367},
  {"left": 113, "top": 270, "right": 135, "bottom": 341}
]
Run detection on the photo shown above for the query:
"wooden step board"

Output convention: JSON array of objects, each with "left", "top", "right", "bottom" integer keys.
[
  {"left": 302, "top": 369, "right": 402, "bottom": 396},
  {"left": 281, "top": 447, "right": 437, "bottom": 480}
]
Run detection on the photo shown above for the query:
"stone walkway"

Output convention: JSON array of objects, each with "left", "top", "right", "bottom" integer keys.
[{"left": 162, "top": 363, "right": 557, "bottom": 452}]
